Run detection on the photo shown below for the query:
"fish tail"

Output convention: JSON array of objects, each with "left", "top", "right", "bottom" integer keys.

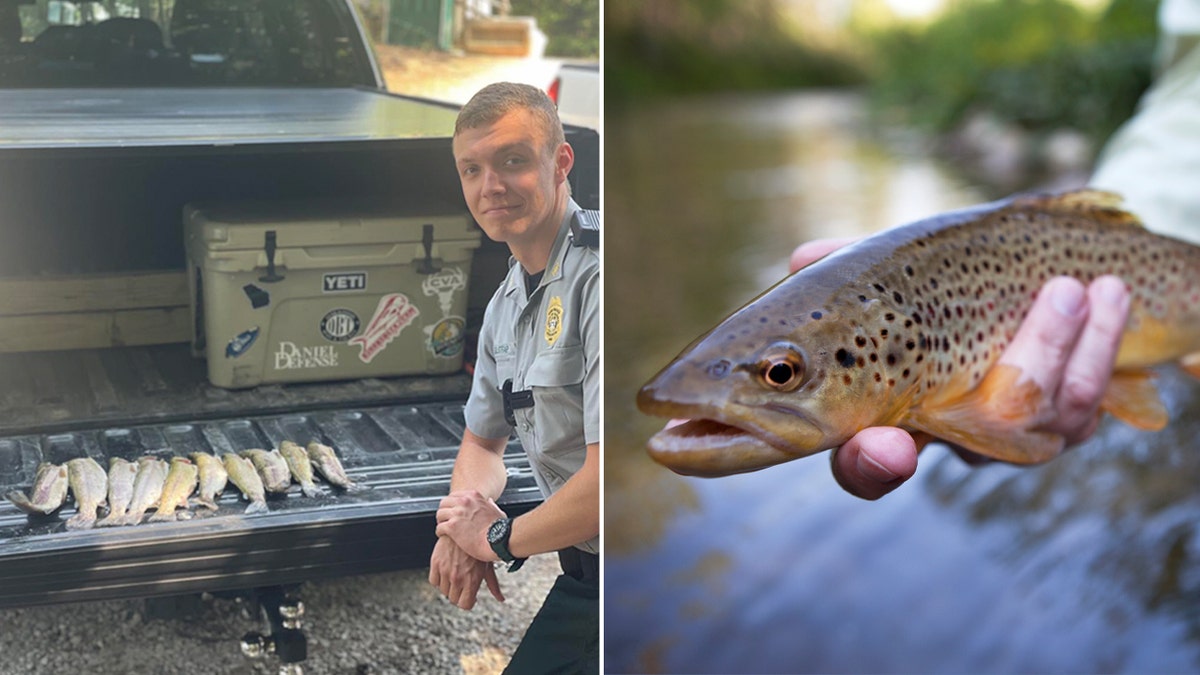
[
  {"left": 121, "top": 509, "right": 150, "bottom": 526},
  {"left": 65, "top": 514, "right": 96, "bottom": 530},
  {"left": 6, "top": 490, "right": 42, "bottom": 515},
  {"left": 147, "top": 510, "right": 177, "bottom": 523},
  {"left": 244, "top": 500, "right": 269, "bottom": 515},
  {"left": 300, "top": 483, "right": 324, "bottom": 499},
  {"left": 95, "top": 513, "right": 124, "bottom": 527}
]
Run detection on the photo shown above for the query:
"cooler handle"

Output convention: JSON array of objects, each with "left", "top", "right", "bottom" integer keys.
[{"left": 259, "top": 230, "right": 285, "bottom": 283}]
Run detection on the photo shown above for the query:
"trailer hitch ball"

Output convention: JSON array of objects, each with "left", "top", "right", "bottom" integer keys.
[{"left": 241, "top": 631, "right": 271, "bottom": 659}]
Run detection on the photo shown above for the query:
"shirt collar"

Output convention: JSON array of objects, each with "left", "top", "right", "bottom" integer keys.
[{"left": 504, "top": 199, "right": 580, "bottom": 298}]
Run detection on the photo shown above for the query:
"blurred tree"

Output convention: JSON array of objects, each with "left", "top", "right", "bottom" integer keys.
[
  {"left": 512, "top": 0, "right": 598, "bottom": 57},
  {"left": 865, "top": 0, "right": 1156, "bottom": 144},
  {"left": 606, "top": 0, "right": 866, "bottom": 107}
]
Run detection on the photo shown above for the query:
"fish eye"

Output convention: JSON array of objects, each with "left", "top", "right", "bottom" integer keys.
[{"left": 757, "top": 346, "right": 806, "bottom": 392}]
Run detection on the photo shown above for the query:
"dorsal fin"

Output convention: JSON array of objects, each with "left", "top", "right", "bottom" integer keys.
[{"left": 1012, "top": 189, "right": 1144, "bottom": 229}]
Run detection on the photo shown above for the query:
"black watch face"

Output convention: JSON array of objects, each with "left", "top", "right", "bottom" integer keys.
[{"left": 487, "top": 518, "right": 508, "bottom": 544}]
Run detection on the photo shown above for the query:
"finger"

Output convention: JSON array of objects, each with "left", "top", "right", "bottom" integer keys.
[
  {"left": 997, "top": 276, "right": 1088, "bottom": 404},
  {"left": 484, "top": 564, "right": 505, "bottom": 603},
  {"left": 830, "top": 427, "right": 919, "bottom": 500},
  {"left": 1048, "top": 275, "right": 1131, "bottom": 444},
  {"left": 789, "top": 237, "right": 860, "bottom": 273},
  {"left": 435, "top": 522, "right": 450, "bottom": 538},
  {"left": 449, "top": 577, "right": 474, "bottom": 610}
]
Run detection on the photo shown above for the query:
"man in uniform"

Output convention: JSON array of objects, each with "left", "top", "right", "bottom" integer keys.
[{"left": 430, "top": 82, "right": 599, "bottom": 672}]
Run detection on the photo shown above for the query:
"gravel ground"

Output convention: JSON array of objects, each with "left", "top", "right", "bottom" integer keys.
[
  {"left": 0, "top": 49, "right": 569, "bottom": 675},
  {"left": 0, "top": 554, "right": 559, "bottom": 674}
]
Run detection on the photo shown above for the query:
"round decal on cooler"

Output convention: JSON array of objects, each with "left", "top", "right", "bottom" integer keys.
[
  {"left": 320, "top": 308, "right": 361, "bottom": 342},
  {"left": 429, "top": 316, "right": 465, "bottom": 358}
]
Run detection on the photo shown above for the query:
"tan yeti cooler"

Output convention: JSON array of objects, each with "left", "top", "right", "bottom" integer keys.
[{"left": 185, "top": 202, "right": 481, "bottom": 389}]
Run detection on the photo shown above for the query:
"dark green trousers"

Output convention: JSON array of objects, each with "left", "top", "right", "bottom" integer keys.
[{"left": 504, "top": 549, "right": 599, "bottom": 674}]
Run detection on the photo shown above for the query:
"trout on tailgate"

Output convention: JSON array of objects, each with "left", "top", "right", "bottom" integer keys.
[{"left": 638, "top": 190, "right": 1200, "bottom": 477}]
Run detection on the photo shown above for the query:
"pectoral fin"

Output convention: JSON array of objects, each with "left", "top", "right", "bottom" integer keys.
[
  {"left": 1179, "top": 352, "right": 1200, "bottom": 380},
  {"left": 1101, "top": 369, "right": 1167, "bottom": 431},
  {"left": 904, "top": 364, "right": 1065, "bottom": 465}
]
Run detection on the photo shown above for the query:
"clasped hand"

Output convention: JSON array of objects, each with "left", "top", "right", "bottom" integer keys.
[{"left": 429, "top": 490, "right": 507, "bottom": 610}]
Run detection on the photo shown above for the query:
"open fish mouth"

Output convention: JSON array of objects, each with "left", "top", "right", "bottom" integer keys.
[{"left": 646, "top": 418, "right": 799, "bottom": 477}]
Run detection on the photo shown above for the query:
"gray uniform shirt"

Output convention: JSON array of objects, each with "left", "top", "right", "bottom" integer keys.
[{"left": 464, "top": 200, "right": 600, "bottom": 554}]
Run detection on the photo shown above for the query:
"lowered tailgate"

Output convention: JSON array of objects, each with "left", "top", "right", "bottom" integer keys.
[{"left": 0, "top": 346, "right": 541, "bottom": 609}]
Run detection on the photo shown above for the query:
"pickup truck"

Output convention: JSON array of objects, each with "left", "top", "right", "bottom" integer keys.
[{"left": 0, "top": 0, "right": 599, "bottom": 658}]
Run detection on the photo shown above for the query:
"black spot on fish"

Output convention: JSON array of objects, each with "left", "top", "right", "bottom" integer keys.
[
  {"left": 855, "top": 336, "right": 867, "bottom": 348},
  {"left": 811, "top": 311, "right": 823, "bottom": 320},
  {"left": 836, "top": 349, "right": 856, "bottom": 368}
]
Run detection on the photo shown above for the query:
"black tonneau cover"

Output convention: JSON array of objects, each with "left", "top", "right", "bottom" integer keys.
[{"left": 0, "top": 88, "right": 462, "bottom": 150}]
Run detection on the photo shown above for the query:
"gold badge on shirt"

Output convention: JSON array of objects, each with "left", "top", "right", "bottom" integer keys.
[{"left": 545, "top": 296, "right": 564, "bottom": 347}]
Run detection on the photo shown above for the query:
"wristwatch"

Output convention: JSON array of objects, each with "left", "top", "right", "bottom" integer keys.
[{"left": 486, "top": 517, "right": 526, "bottom": 572}]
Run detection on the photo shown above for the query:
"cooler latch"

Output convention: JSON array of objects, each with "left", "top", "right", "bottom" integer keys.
[
  {"left": 259, "top": 230, "right": 285, "bottom": 283},
  {"left": 418, "top": 223, "right": 443, "bottom": 274}
]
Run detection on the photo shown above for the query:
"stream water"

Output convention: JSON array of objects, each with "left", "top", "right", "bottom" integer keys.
[{"left": 603, "top": 91, "right": 1200, "bottom": 674}]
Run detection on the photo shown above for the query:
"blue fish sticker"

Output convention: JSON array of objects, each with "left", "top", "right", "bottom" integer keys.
[{"left": 226, "top": 327, "right": 259, "bottom": 358}]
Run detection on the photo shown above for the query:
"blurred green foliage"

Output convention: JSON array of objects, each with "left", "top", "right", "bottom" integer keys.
[
  {"left": 512, "top": 0, "right": 599, "bottom": 57},
  {"left": 865, "top": 0, "right": 1158, "bottom": 140},
  {"left": 606, "top": 0, "right": 868, "bottom": 108}
]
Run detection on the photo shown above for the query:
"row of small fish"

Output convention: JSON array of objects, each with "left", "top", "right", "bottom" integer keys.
[{"left": 4, "top": 442, "right": 358, "bottom": 529}]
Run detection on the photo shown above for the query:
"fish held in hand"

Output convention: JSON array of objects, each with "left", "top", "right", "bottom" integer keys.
[
  {"left": 279, "top": 441, "right": 324, "bottom": 498},
  {"left": 122, "top": 457, "right": 169, "bottom": 525},
  {"left": 148, "top": 457, "right": 198, "bottom": 522},
  {"left": 222, "top": 453, "right": 268, "bottom": 515},
  {"left": 639, "top": 190, "right": 1200, "bottom": 477},
  {"left": 6, "top": 463, "right": 68, "bottom": 516},
  {"left": 65, "top": 457, "right": 108, "bottom": 530},
  {"left": 306, "top": 441, "right": 360, "bottom": 491},
  {"left": 241, "top": 449, "right": 291, "bottom": 493},
  {"left": 97, "top": 457, "right": 139, "bottom": 527}
]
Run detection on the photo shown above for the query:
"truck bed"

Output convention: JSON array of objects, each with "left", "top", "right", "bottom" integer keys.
[
  {"left": 0, "top": 88, "right": 462, "bottom": 149},
  {"left": 0, "top": 345, "right": 540, "bottom": 609}
]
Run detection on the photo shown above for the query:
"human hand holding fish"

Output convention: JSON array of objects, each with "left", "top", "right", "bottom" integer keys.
[
  {"left": 791, "top": 239, "right": 1132, "bottom": 499},
  {"left": 639, "top": 190, "right": 1178, "bottom": 499}
]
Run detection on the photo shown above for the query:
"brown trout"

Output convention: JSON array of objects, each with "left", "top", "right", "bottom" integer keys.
[
  {"left": 122, "top": 457, "right": 169, "bottom": 525},
  {"left": 279, "top": 441, "right": 323, "bottom": 498},
  {"left": 65, "top": 457, "right": 108, "bottom": 530},
  {"left": 638, "top": 190, "right": 1200, "bottom": 476},
  {"left": 149, "top": 457, "right": 198, "bottom": 522},
  {"left": 306, "top": 441, "right": 360, "bottom": 491},
  {"left": 6, "top": 463, "right": 68, "bottom": 516},
  {"left": 222, "top": 453, "right": 269, "bottom": 515},
  {"left": 241, "top": 449, "right": 292, "bottom": 493},
  {"left": 190, "top": 452, "right": 228, "bottom": 511},
  {"left": 97, "top": 457, "right": 139, "bottom": 527}
]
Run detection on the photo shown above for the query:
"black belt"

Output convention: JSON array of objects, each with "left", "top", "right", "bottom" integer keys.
[
  {"left": 558, "top": 547, "right": 599, "bottom": 584},
  {"left": 501, "top": 379, "right": 534, "bottom": 426}
]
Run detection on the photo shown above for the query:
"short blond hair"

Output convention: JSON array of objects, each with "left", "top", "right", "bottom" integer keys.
[{"left": 454, "top": 82, "right": 565, "bottom": 156}]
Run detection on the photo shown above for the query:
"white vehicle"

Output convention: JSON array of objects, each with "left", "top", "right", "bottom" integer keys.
[{"left": 549, "top": 60, "right": 600, "bottom": 130}]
